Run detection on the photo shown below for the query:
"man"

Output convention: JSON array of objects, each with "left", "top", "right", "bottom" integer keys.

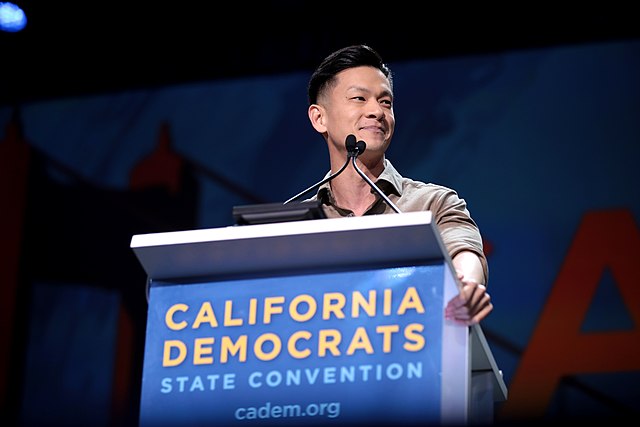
[{"left": 306, "top": 44, "right": 492, "bottom": 325}]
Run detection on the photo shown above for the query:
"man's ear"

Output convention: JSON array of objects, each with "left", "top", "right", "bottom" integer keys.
[{"left": 308, "top": 104, "right": 327, "bottom": 133}]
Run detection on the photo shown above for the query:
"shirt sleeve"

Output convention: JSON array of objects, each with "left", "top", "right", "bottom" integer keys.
[{"left": 428, "top": 187, "right": 489, "bottom": 285}]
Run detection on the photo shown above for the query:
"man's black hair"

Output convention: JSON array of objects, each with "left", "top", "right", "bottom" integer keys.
[{"left": 307, "top": 44, "right": 393, "bottom": 105}]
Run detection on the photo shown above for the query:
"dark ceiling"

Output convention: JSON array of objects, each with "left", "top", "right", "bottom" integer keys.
[{"left": 1, "top": 2, "right": 639, "bottom": 106}]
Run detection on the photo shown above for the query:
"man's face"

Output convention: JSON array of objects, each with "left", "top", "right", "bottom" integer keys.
[{"left": 322, "top": 66, "right": 395, "bottom": 157}]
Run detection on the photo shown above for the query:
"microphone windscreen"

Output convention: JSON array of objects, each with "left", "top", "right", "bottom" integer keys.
[
  {"left": 356, "top": 140, "right": 366, "bottom": 154},
  {"left": 345, "top": 134, "right": 357, "bottom": 152}
]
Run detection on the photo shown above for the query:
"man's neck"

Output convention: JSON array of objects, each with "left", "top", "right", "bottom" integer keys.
[{"left": 328, "top": 157, "right": 385, "bottom": 216}]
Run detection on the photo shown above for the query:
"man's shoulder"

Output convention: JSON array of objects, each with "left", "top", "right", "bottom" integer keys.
[{"left": 401, "top": 176, "right": 456, "bottom": 194}]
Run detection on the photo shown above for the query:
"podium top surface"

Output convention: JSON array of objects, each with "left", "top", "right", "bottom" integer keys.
[{"left": 130, "top": 211, "right": 449, "bottom": 281}]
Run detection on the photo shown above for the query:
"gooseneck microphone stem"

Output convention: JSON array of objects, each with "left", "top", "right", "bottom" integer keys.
[
  {"left": 283, "top": 156, "right": 350, "bottom": 204},
  {"left": 284, "top": 134, "right": 359, "bottom": 204},
  {"left": 284, "top": 134, "right": 402, "bottom": 214},
  {"left": 350, "top": 156, "right": 402, "bottom": 213}
]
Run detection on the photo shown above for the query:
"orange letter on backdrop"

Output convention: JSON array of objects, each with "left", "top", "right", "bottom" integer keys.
[{"left": 499, "top": 209, "right": 640, "bottom": 421}]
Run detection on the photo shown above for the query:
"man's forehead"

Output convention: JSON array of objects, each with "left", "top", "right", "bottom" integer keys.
[{"left": 335, "top": 67, "right": 392, "bottom": 91}]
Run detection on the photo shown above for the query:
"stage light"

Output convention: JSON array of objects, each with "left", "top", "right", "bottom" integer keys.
[{"left": 0, "top": 2, "right": 27, "bottom": 32}]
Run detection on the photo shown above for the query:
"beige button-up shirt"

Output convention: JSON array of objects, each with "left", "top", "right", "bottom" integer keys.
[{"left": 308, "top": 159, "right": 489, "bottom": 284}]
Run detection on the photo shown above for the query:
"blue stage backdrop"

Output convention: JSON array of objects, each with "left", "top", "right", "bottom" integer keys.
[{"left": 0, "top": 38, "right": 638, "bottom": 425}]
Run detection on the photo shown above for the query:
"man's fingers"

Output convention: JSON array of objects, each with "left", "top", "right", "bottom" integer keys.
[
  {"left": 445, "top": 282, "right": 492, "bottom": 325},
  {"left": 468, "top": 302, "right": 494, "bottom": 326}
]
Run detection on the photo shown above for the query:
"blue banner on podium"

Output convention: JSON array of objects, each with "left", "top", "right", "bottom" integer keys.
[{"left": 139, "top": 264, "right": 446, "bottom": 426}]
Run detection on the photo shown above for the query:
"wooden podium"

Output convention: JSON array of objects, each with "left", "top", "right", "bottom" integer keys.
[{"left": 130, "top": 211, "right": 507, "bottom": 426}]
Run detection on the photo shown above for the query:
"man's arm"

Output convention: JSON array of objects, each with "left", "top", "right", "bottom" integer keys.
[{"left": 451, "top": 250, "right": 485, "bottom": 285}]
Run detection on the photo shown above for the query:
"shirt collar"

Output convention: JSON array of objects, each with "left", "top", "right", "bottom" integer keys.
[{"left": 317, "top": 158, "right": 404, "bottom": 203}]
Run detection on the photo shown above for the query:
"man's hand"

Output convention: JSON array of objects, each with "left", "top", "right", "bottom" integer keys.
[{"left": 445, "top": 278, "right": 493, "bottom": 326}]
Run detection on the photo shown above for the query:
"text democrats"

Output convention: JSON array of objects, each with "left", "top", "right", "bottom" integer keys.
[{"left": 162, "top": 286, "right": 428, "bottom": 367}]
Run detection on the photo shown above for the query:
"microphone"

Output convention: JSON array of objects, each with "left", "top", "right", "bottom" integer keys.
[
  {"left": 284, "top": 134, "right": 358, "bottom": 204},
  {"left": 346, "top": 137, "right": 366, "bottom": 158},
  {"left": 350, "top": 140, "right": 402, "bottom": 214}
]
